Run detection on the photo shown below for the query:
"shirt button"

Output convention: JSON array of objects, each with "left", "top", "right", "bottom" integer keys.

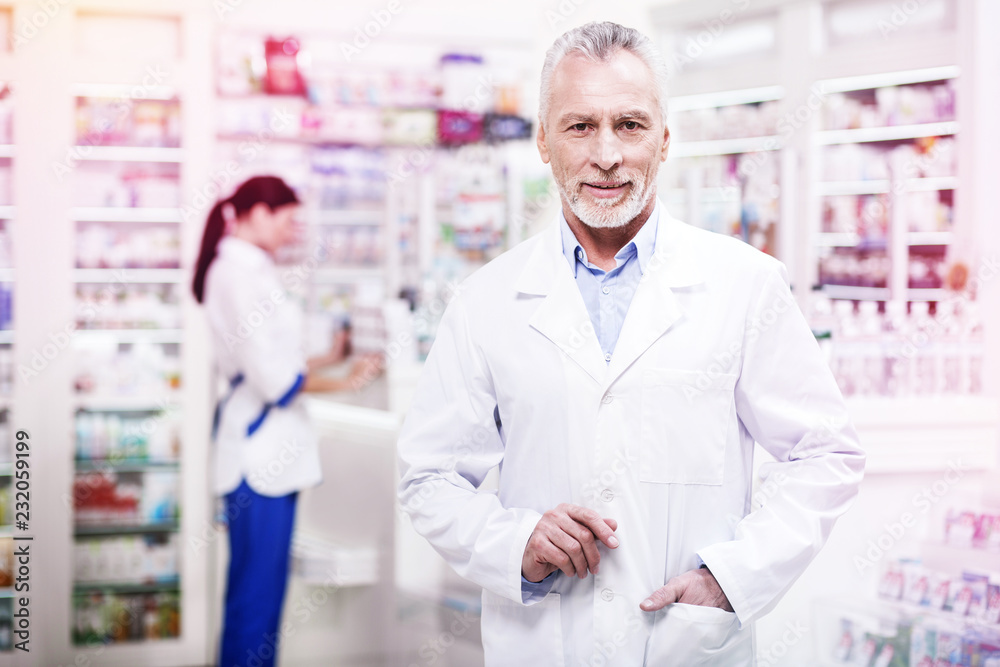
[
  {"left": 601, "top": 588, "right": 614, "bottom": 602},
  {"left": 604, "top": 353, "right": 612, "bottom": 362},
  {"left": 600, "top": 488, "right": 614, "bottom": 502},
  {"left": 602, "top": 394, "right": 613, "bottom": 404},
  {"left": 602, "top": 286, "right": 610, "bottom": 295}
]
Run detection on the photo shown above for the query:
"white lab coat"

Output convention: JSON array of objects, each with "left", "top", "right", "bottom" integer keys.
[
  {"left": 204, "top": 236, "right": 321, "bottom": 497},
  {"left": 397, "top": 204, "right": 865, "bottom": 666}
]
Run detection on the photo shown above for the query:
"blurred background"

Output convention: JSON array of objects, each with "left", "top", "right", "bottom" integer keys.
[{"left": 0, "top": 0, "right": 998, "bottom": 664}]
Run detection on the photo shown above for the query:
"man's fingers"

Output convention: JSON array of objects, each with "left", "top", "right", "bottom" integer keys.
[
  {"left": 564, "top": 505, "right": 619, "bottom": 549},
  {"left": 604, "top": 517, "right": 618, "bottom": 532},
  {"left": 547, "top": 526, "right": 590, "bottom": 579},
  {"left": 553, "top": 514, "right": 602, "bottom": 575},
  {"left": 537, "top": 539, "right": 577, "bottom": 578},
  {"left": 640, "top": 579, "right": 683, "bottom": 612}
]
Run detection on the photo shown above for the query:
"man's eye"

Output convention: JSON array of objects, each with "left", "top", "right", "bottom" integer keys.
[
  {"left": 572, "top": 123, "right": 588, "bottom": 131},
  {"left": 622, "top": 121, "right": 639, "bottom": 130}
]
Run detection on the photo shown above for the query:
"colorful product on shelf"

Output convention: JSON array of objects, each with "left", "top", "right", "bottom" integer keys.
[
  {"left": 809, "top": 295, "right": 985, "bottom": 398},
  {"left": 74, "top": 339, "right": 181, "bottom": 398},
  {"left": 75, "top": 283, "right": 181, "bottom": 330},
  {"left": 669, "top": 99, "right": 781, "bottom": 142},
  {"left": 945, "top": 509, "right": 1000, "bottom": 551},
  {"left": 74, "top": 533, "right": 179, "bottom": 585},
  {"left": 75, "top": 97, "right": 181, "bottom": 148},
  {"left": 74, "top": 162, "right": 180, "bottom": 209},
  {"left": 76, "top": 223, "right": 181, "bottom": 269},
  {"left": 74, "top": 409, "right": 180, "bottom": 463},
  {"left": 437, "top": 110, "right": 484, "bottom": 146},
  {"left": 823, "top": 80, "right": 956, "bottom": 131},
  {"left": 73, "top": 470, "right": 179, "bottom": 527},
  {"left": 72, "top": 591, "right": 179, "bottom": 645}
]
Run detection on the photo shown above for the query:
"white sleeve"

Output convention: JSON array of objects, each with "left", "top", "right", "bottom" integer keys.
[
  {"left": 397, "top": 294, "right": 542, "bottom": 605},
  {"left": 696, "top": 262, "right": 866, "bottom": 626}
]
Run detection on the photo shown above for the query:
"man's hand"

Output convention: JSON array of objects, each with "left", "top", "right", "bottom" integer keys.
[
  {"left": 522, "top": 503, "right": 619, "bottom": 583},
  {"left": 640, "top": 566, "right": 734, "bottom": 612}
]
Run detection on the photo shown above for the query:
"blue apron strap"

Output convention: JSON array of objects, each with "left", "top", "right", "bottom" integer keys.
[
  {"left": 246, "top": 373, "right": 305, "bottom": 438},
  {"left": 211, "top": 373, "right": 244, "bottom": 441}
]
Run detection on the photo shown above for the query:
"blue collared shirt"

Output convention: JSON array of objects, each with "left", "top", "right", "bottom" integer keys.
[
  {"left": 559, "top": 204, "right": 659, "bottom": 363},
  {"left": 521, "top": 203, "right": 660, "bottom": 602}
]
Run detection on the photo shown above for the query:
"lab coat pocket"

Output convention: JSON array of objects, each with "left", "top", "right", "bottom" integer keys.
[
  {"left": 640, "top": 369, "right": 736, "bottom": 484},
  {"left": 645, "top": 603, "right": 750, "bottom": 667},
  {"left": 481, "top": 590, "right": 565, "bottom": 667}
]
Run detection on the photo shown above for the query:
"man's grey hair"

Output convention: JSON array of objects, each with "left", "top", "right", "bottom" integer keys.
[{"left": 539, "top": 21, "right": 669, "bottom": 130}]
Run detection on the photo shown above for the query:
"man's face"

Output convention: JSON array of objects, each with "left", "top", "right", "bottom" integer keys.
[{"left": 537, "top": 49, "right": 670, "bottom": 229}]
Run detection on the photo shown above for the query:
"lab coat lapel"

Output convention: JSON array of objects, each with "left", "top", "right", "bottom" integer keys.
[
  {"left": 516, "top": 223, "right": 607, "bottom": 385},
  {"left": 604, "top": 213, "right": 704, "bottom": 388}
]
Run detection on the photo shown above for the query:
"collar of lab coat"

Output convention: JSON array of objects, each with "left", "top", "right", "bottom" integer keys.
[
  {"left": 217, "top": 235, "right": 274, "bottom": 269},
  {"left": 515, "top": 198, "right": 704, "bottom": 386}
]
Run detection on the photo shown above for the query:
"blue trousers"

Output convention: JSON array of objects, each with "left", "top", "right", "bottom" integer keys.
[{"left": 219, "top": 480, "right": 298, "bottom": 667}]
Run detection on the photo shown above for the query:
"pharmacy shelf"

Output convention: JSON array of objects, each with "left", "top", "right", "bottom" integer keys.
[
  {"left": 72, "top": 207, "right": 182, "bottom": 223},
  {"left": 313, "top": 209, "right": 384, "bottom": 226},
  {"left": 0, "top": 587, "right": 13, "bottom": 599},
  {"left": 908, "top": 231, "right": 953, "bottom": 246},
  {"left": 216, "top": 133, "right": 386, "bottom": 149},
  {"left": 312, "top": 267, "right": 384, "bottom": 283},
  {"left": 0, "top": 462, "right": 12, "bottom": 476},
  {"left": 668, "top": 85, "right": 784, "bottom": 111},
  {"left": 816, "top": 121, "right": 959, "bottom": 145},
  {"left": 0, "top": 268, "right": 14, "bottom": 281},
  {"left": 74, "top": 459, "right": 180, "bottom": 473},
  {"left": 0, "top": 145, "right": 13, "bottom": 158},
  {"left": 818, "top": 65, "right": 961, "bottom": 94},
  {"left": 0, "top": 331, "right": 13, "bottom": 344},
  {"left": 920, "top": 541, "right": 1000, "bottom": 576},
  {"left": 73, "top": 580, "right": 180, "bottom": 596},
  {"left": 906, "top": 176, "right": 958, "bottom": 192},
  {"left": 818, "top": 177, "right": 959, "bottom": 197},
  {"left": 821, "top": 285, "right": 890, "bottom": 300},
  {"left": 670, "top": 135, "right": 781, "bottom": 158},
  {"left": 820, "top": 285, "right": 951, "bottom": 301},
  {"left": 74, "top": 146, "right": 184, "bottom": 163},
  {"left": 816, "top": 180, "right": 890, "bottom": 196},
  {"left": 664, "top": 186, "right": 742, "bottom": 202},
  {"left": 73, "top": 268, "right": 184, "bottom": 283},
  {"left": 73, "top": 329, "right": 184, "bottom": 344},
  {"left": 847, "top": 395, "right": 1000, "bottom": 473},
  {"left": 73, "top": 83, "right": 178, "bottom": 101},
  {"left": 74, "top": 392, "right": 181, "bottom": 411},
  {"left": 74, "top": 522, "right": 179, "bottom": 537},
  {"left": 816, "top": 233, "right": 885, "bottom": 248},
  {"left": 0, "top": 206, "right": 14, "bottom": 219}
]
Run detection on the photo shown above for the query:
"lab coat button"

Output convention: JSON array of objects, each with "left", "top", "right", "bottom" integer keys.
[
  {"left": 602, "top": 286, "right": 611, "bottom": 295},
  {"left": 600, "top": 588, "right": 614, "bottom": 602},
  {"left": 604, "top": 353, "right": 612, "bottom": 362},
  {"left": 600, "top": 489, "right": 614, "bottom": 502},
  {"left": 602, "top": 394, "right": 613, "bottom": 404}
]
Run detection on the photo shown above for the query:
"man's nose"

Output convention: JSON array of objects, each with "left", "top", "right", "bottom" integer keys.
[{"left": 590, "top": 126, "right": 623, "bottom": 172}]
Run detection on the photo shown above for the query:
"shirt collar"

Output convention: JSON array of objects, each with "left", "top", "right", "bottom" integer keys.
[
  {"left": 559, "top": 199, "right": 660, "bottom": 277},
  {"left": 217, "top": 235, "right": 273, "bottom": 269}
]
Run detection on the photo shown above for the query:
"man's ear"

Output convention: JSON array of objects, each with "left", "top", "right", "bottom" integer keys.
[
  {"left": 537, "top": 116, "right": 550, "bottom": 164},
  {"left": 661, "top": 124, "right": 671, "bottom": 162}
]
